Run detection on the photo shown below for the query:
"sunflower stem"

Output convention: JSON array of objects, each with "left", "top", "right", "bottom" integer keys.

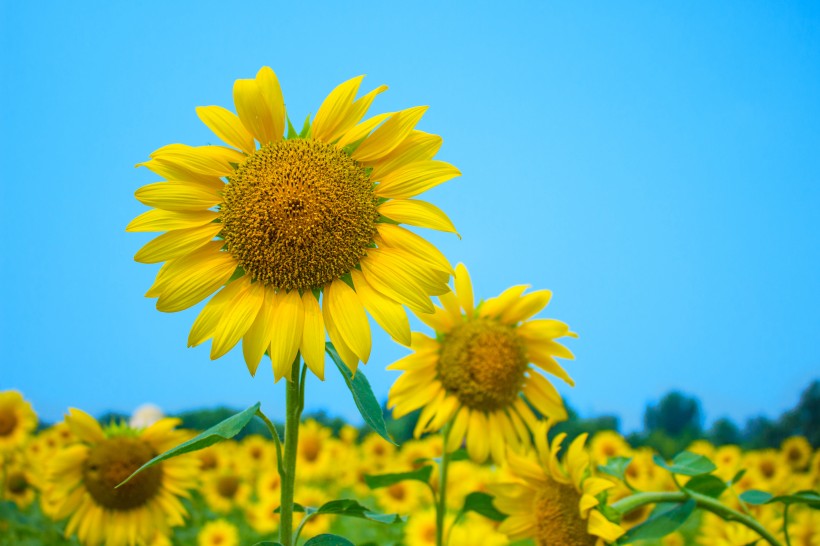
[
  {"left": 611, "top": 491, "right": 784, "bottom": 546},
  {"left": 279, "top": 355, "right": 304, "bottom": 546},
  {"left": 436, "top": 421, "right": 453, "bottom": 546},
  {"left": 255, "top": 408, "right": 284, "bottom": 475}
]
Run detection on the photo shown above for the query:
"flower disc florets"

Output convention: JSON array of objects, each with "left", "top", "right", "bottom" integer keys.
[
  {"left": 0, "top": 411, "right": 17, "bottom": 436},
  {"left": 82, "top": 437, "right": 162, "bottom": 510},
  {"left": 437, "top": 318, "right": 528, "bottom": 411},
  {"left": 221, "top": 138, "right": 379, "bottom": 291},
  {"left": 534, "top": 481, "right": 597, "bottom": 546}
]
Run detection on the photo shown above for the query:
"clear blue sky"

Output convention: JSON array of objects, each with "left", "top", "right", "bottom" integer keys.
[{"left": 1, "top": 1, "right": 818, "bottom": 432}]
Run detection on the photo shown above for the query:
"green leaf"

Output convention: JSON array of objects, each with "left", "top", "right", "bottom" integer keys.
[
  {"left": 365, "top": 466, "right": 434, "bottom": 489},
  {"left": 253, "top": 543, "right": 284, "bottom": 546},
  {"left": 274, "top": 502, "right": 308, "bottom": 514},
  {"left": 621, "top": 500, "right": 696, "bottom": 542},
  {"left": 304, "top": 535, "right": 354, "bottom": 546},
  {"left": 299, "top": 113, "right": 312, "bottom": 139},
  {"left": 598, "top": 456, "right": 633, "bottom": 481},
  {"left": 653, "top": 451, "right": 716, "bottom": 476},
  {"left": 683, "top": 474, "right": 727, "bottom": 498},
  {"left": 312, "top": 499, "right": 404, "bottom": 524},
  {"left": 326, "top": 343, "right": 394, "bottom": 444},
  {"left": 461, "top": 492, "right": 506, "bottom": 522},
  {"left": 729, "top": 469, "right": 746, "bottom": 485},
  {"left": 117, "top": 402, "right": 261, "bottom": 487},
  {"left": 740, "top": 490, "right": 774, "bottom": 505}
]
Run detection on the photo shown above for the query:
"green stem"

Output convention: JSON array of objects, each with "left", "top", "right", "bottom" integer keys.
[
  {"left": 279, "top": 355, "right": 304, "bottom": 546},
  {"left": 256, "top": 408, "right": 284, "bottom": 475},
  {"left": 611, "top": 491, "right": 784, "bottom": 546},
  {"left": 436, "top": 421, "right": 453, "bottom": 546},
  {"left": 783, "top": 503, "right": 792, "bottom": 546}
]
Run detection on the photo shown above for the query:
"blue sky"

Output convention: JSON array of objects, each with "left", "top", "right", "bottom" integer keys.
[{"left": 1, "top": 1, "right": 818, "bottom": 432}]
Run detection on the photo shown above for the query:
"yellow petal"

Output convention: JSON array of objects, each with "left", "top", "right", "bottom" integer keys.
[
  {"left": 375, "top": 160, "right": 461, "bottom": 199},
  {"left": 211, "top": 278, "right": 264, "bottom": 360},
  {"left": 134, "top": 223, "right": 222, "bottom": 264},
  {"left": 500, "top": 290, "right": 553, "bottom": 325},
  {"left": 255, "top": 67, "right": 285, "bottom": 143},
  {"left": 524, "top": 371, "right": 568, "bottom": 420},
  {"left": 150, "top": 144, "right": 244, "bottom": 176},
  {"left": 438, "top": 290, "right": 463, "bottom": 322},
  {"left": 196, "top": 105, "right": 256, "bottom": 154},
  {"left": 325, "top": 279, "right": 371, "bottom": 363},
  {"left": 466, "top": 410, "right": 490, "bottom": 462},
  {"left": 516, "top": 319, "right": 572, "bottom": 341},
  {"left": 188, "top": 277, "right": 248, "bottom": 347},
  {"left": 375, "top": 223, "right": 452, "bottom": 274},
  {"left": 454, "top": 263, "right": 475, "bottom": 316},
  {"left": 323, "top": 296, "right": 359, "bottom": 373},
  {"left": 241, "top": 286, "right": 278, "bottom": 376},
  {"left": 136, "top": 158, "right": 224, "bottom": 191},
  {"left": 359, "top": 251, "right": 435, "bottom": 314},
  {"left": 312, "top": 75, "right": 364, "bottom": 142},
  {"left": 487, "top": 412, "right": 507, "bottom": 464},
  {"left": 378, "top": 199, "right": 459, "bottom": 235},
  {"left": 446, "top": 407, "right": 469, "bottom": 453},
  {"left": 126, "top": 209, "right": 219, "bottom": 233},
  {"left": 134, "top": 181, "right": 222, "bottom": 212},
  {"left": 377, "top": 247, "right": 451, "bottom": 295},
  {"left": 413, "top": 305, "right": 453, "bottom": 333},
  {"left": 588, "top": 510, "right": 625, "bottom": 542},
  {"left": 340, "top": 84, "right": 389, "bottom": 139},
  {"left": 65, "top": 408, "right": 104, "bottom": 443},
  {"left": 154, "top": 241, "right": 238, "bottom": 312},
  {"left": 335, "top": 112, "right": 392, "bottom": 149},
  {"left": 369, "top": 130, "right": 443, "bottom": 180},
  {"left": 268, "top": 290, "right": 304, "bottom": 382},
  {"left": 352, "top": 106, "right": 428, "bottom": 162},
  {"left": 479, "top": 285, "right": 528, "bottom": 318},
  {"left": 300, "top": 292, "right": 326, "bottom": 380},
  {"left": 528, "top": 344, "right": 575, "bottom": 386},
  {"left": 350, "top": 269, "right": 411, "bottom": 346}
]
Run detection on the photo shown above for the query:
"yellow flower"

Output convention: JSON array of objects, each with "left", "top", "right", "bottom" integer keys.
[
  {"left": 0, "top": 390, "right": 37, "bottom": 454},
  {"left": 43, "top": 409, "right": 197, "bottom": 546},
  {"left": 201, "top": 467, "right": 252, "bottom": 514},
  {"left": 781, "top": 436, "right": 812, "bottom": 471},
  {"left": 2, "top": 459, "right": 36, "bottom": 509},
  {"left": 128, "top": 67, "right": 460, "bottom": 381},
  {"left": 404, "top": 507, "right": 451, "bottom": 546},
  {"left": 197, "top": 519, "right": 239, "bottom": 546},
  {"left": 488, "top": 423, "right": 625, "bottom": 546},
  {"left": 589, "top": 430, "right": 632, "bottom": 464},
  {"left": 387, "top": 263, "right": 576, "bottom": 463},
  {"left": 296, "top": 419, "right": 333, "bottom": 480}
]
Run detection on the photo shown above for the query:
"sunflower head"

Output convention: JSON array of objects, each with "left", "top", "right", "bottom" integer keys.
[
  {"left": 44, "top": 408, "right": 197, "bottom": 546},
  {"left": 387, "top": 263, "right": 577, "bottom": 463},
  {"left": 0, "top": 390, "right": 38, "bottom": 454},
  {"left": 489, "top": 423, "right": 625, "bottom": 546},
  {"left": 128, "top": 67, "right": 460, "bottom": 383}
]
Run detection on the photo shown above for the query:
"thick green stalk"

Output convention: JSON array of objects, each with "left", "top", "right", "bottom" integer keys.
[
  {"left": 279, "top": 356, "right": 304, "bottom": 546},
  {"left": 611, "top": 491, "right": 783, "bottom": 546},
  {"left": 436, "top": 421, "right": 453, "bottom": 546}
]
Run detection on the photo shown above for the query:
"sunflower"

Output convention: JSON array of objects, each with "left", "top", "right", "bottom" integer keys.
[
  {"left": 43, "top": 409, "right": 197, "bottom": 546},
  {"left": 0, "top": 390, "right": 37, "bottom": 454},
  {"left": 488, "top": 423, "right": 625, "bottom": 546},
  {"left": 781, "top": 436, "right": 812, "bottom": 471},
  {"left": 127, "top": 66, "right": 460, "bottom": 381},
  {"left": 197, "top": 519, "right": 240, "bottom": 546},
  {"left": 387, "top": 263, "right": 576, "bottom": 463}
]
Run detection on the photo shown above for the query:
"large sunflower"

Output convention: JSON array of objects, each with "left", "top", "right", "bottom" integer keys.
[
  {"left": 488, "top": 423, "right": 625, "bottom": 546},
  {"left": 127, "top": 67, "right": 460, "bottom": 381},
  {"left": 387, "top": 263, "right": 575, "bottom": 463},
  {"left": 43, "top": 409, "right": 198, "bottom": 546},
  {"left": 0, "top": 390, "right": 37, "bottom": 454}
]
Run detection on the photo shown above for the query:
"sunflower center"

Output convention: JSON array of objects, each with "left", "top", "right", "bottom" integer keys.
[
  {"left": 533, "top": 480, "right": 595, "bottom": 546},
  {"left": 301, "top": 437, "right": 321, "bottom": 462},
  {"left": 0, "top": 410, "right": 17, "bottom": 436},
  {"left": 82, "top": 437, "right": 162, "bottom": 510},
  {"left": 437, "top": 319, "right": 528, "bottom": 411},
  {"left": 216, "top": 475, "right": 240, "bottom": 499},
  {"left": 221, "top": 139, "right": 379, "bottom": 291},
  {"left": 7, "top": 472, "right": 28, "bottom": 494}
]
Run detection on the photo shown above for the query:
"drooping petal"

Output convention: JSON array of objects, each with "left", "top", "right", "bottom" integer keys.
[
  {"left": 323, "top": 297, "right": 359, "bottom": 373},
  {"left": 268, "top": 290, "right": 304, "bottom": 382},
  {"left": 242, "top": 286, "right": 278, "bottom": 376},
  {"left": 210, "top": 278, "right": 264, "bottom": 360},
  {"left": 588, "top": 510, "right": 625, "bottom": 542},
  {"left": 378, "top": 199, "right": 459, "bottom": 235},
  {"left": 325, "top": 279, "right": 371, "bottom": 363},
  {"left": 134, "top": 223, "right": 222, "bottom": 264},
  {"left": 196, "top": 105, "right": 255, "bottom": 154},
  {"left": 188, "top": 277, "right": 249, "bottom": 347},
  {"left": 153, "top": 242, "right": 238, "bottom": 312},
  {"left": 359, "top": 251, "right": 435, "bottom": 314},
  {"left": 375, "top": 223, "right": 452, "bottom": 274},
  {"left": 350, "top": 269, "right": 411, "bottom": 346},
  {"left": 300, "top": 291, "right": 326, "bottom": 380},
  {"left": 524, "top": 371, "right": 568, "bottom": 420},
  {"left": 466, "top": 410, "right": 490, "bottom": 462},
  {"left": 446, "top": 407, "right": 469, "bottom": 453}
]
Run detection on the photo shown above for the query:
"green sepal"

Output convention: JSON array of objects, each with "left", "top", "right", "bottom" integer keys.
[
  {"left": 683, "top": 474, "right": 727, "bottom": 498},
  {"left": 653, "top": 451, "right": 716, "bottom": 476},
  {"left": 299, "top": 114, "right": 312, "bottom": 139},
  {"left": 365, "top": 465, "right": 434, "bottom": 489},
  {"left": 620, "top": 499, "right": 696, "bottom": 542},
  {"left": 326, "top": 343, "right": 395, "bottom": 445},
  {"left": 460, "top": 492, "right": 506, "bottom": 522},
  {"left": 117, "top": 402, "right": 261, "bottom": 487},
  {"left": 304, "top": 535, "right": 354, "bottom": 546},
  {"left": 286, "top": 115, "right": 299, "bottom": 139}
]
